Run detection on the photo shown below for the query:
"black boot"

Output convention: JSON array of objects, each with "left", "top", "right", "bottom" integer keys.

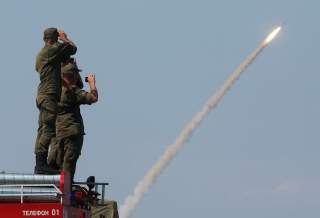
[{"left": 34, "top": 152, "right": 60, "bottom": 175}]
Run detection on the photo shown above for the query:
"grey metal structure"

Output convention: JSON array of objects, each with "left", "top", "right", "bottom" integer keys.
[
  {"left": 0, "top": 184, "right": 62, "bottom": 203},
  {"left": 0, "top": 173, "right": 61, "bottom": 186},
  {"left": 91, "top": 201, "right": 119, "bottom": 218},
  {"left": 0, "top": 173, "right": 63, "bottom": 203}
]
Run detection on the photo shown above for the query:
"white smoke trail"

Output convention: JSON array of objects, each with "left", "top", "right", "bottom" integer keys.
[{"left": 120, "top": 27, "right": 282, "bottom": 218}]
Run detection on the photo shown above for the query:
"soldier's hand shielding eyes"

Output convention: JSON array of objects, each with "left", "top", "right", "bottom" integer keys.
[{"left": 58, "top": 30, "right": 66, "bottom": 37}]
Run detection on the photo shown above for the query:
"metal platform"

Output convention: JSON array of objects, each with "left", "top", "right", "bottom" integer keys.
[{"left": 0, "top": 173, "right": 64, "bottom": 203}]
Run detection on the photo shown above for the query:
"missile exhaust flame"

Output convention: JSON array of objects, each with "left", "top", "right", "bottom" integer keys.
[
  {"left": 264, "top": 26, "right": 282, "bottom": 45},
  {"left": 119, "top": 26, "right": 282, "bottom": 218}
]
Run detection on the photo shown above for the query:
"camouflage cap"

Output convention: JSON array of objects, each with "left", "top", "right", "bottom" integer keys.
[
  {"left": 43, "top": 28, "right": 59, "bottom": 41},
  {"left": 61, "top": 62, "right": 81, "bottom": 76}
]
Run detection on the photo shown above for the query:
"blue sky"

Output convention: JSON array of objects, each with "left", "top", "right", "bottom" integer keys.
[{"left": 0, "top": 1, "right": 319, "bottom": 217}]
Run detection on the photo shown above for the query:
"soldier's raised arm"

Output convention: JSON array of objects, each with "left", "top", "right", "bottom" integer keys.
[
  {"left": 87, "top": 74, "right": 98, "bottom": 103},
  {"left": 37, "top": 29, "right": 77, "bottom": 67},
  {"left": 74, "top": 73, "right": 99, "bottom": 105},
  {"left": 53, "top": 30, "right": 77, "bottom": 63}
]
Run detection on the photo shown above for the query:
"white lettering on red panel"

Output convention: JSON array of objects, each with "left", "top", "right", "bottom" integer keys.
[{"left": 22, "top": 209, "right": 60, "bottom": 216}]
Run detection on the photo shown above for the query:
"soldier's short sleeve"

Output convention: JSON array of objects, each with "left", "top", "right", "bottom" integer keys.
[{"left": 74, "top": 88, "right": 92, "bottom": 105}]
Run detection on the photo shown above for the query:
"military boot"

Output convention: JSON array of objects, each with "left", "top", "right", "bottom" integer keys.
[{"left": 34, "top": 152, "right": 60, "bottom": 175}]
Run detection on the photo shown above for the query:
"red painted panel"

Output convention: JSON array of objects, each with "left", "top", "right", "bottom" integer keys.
[{"left": 0, "top": 203, "right": 63, "bottom": 218}]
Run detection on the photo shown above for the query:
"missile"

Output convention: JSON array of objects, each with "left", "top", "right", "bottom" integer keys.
[
  {"left": 120, "top": 25, "right": 283, "bottom": 218},
  {"left": 263, "top": 26, "right": 282, "bottom": 46}
]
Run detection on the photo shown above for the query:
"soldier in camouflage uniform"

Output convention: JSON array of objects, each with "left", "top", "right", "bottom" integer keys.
[
  {"left": 51, "top": 62, "right": 98, "bottom": 181},
  {"left": 34, "top": 28, "right": 77, "bottom": 174},
  {"left": 47, "top": 59, "right": 83, "bottom": 170}
]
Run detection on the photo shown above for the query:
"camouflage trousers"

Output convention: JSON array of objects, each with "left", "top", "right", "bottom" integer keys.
[
  {"left": 47, "top": 137, "right": 62, "bottom": 168},
  {"left": 34, "top": 97, "right": 58, "bottom": 154},
  {"left": 48, "top": 135, "right": 83, "bottom": 181}
]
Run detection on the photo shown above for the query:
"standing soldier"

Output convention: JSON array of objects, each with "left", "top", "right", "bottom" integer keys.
[
  {"left": 34, "top": 28, "right": 77, "bottom": 174},
  {"left": 50, "top": 61, "right": 98, "bottom": 181}
]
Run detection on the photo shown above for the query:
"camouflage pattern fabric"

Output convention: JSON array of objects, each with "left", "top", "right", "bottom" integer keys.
[
  {"left": 56, "top": 86, "right": 92, "bottom": 139},
  {"left": 34, "top": 96, "right": 58, "bottom": 154},
  {"left": 48, "top": 85, "right": 93, "bottom": 179},
  {"left": 36, "top": 42, "right": 77, "bottom": 98},
  {"left": 34, "top": 41, "right": 77, "bottom": 155},
  {"left": 61, "top": 135, "right": 83, "bottom": 181},
  {"left": 47, "top": 137, "right": 63, "bottom": 168}
]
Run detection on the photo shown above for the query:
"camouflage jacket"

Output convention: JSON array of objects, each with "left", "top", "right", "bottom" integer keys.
[
  {"left": 35, "top": 42, "right": 77, "bottom": 102},
  {"left": 56, "top": 86, "right": 92, "bottom": 139}
]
